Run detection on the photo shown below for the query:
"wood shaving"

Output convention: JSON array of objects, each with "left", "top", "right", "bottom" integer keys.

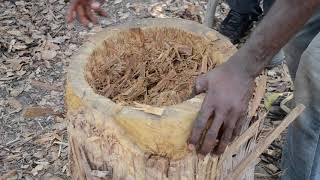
[{"left": 86, "top": 27, "right": 218, "bottom": 106}]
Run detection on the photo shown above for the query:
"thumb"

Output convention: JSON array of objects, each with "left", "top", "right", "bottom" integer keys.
[{"left": 195, "top": 74, "right": 208, "bottom": 94}]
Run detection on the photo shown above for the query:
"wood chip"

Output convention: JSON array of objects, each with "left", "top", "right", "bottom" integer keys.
[
  {"left": 133, "top": 102, "right": 164, "bottom": 116},
  {"left": 265, "top": 164, "right": 279, "bottom": 174}
]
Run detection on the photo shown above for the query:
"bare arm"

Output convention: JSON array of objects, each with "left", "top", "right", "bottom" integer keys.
[
  {"left": 233, "top": 0, "right": 320, "bottom": 77},
  {"left": 189, "top": 0, "right": 320, "bottom": 155}
]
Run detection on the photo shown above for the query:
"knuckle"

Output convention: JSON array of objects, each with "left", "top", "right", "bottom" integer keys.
[
  {"left": 218, "top": 109, "right": 229, "bottom": 117},
  {"left": 232, "top": 108, "right": 244, "bottom": 115},
  {"left": 224, "top": 123, "right": 235, "bottom": 130},
  {"left": 189, "top": 136, "right": 198, "bottom": 144},
  {"left": 207, "top": 131, "right": 218, "bottom": 139},
  {"left": 221, "top": 135, "right": 231, "bottom": 142}
]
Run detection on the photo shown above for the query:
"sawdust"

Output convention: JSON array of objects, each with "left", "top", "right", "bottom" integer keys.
[{"left": 86, "top": 27, "right": 222, "bottom": 106}]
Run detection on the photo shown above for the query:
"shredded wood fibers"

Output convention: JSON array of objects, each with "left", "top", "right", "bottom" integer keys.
[{"left": 86, "top": 27, "right": 221, "bottom": 106}]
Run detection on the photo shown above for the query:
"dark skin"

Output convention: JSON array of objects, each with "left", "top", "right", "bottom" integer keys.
[
  {"left": 66, "top": 0, "right": 320, "bottom": 155},
  {"left": 189, "top": 0, "right": 320, "bottom": 155},
  {"left": 66, "top": 0, "right": 107, "bottom": 26}
]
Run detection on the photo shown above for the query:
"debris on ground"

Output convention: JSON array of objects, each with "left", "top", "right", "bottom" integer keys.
[{"left": 0, "top": 0, "right": 290, "bottom": 179}]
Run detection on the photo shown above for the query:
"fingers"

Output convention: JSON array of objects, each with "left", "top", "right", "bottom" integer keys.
[
  {"left": 199, "top": 111, "right": 225, "bottom": 154},
  {"left": 91, "top": 1, "right": 108, "bottom": 16},
  {"left": 95, "top": 7, "right": 108, "bottom": 17},
  {"left": 90, "top": 1, "right": 101, "bottom": 9},
  {"left": 188, "top": 93, "right": 214, "bottom": 149},
  {"left": 67, "top": 0, "right": 107, "bottom": 26},
  {"left": 66, "top": 0, "right": 78, "bottom": 23},
  {"left": 77, "top": 5, "right": 89, "bottom": 26},
  {"left": 85, "top": 6, "right": 98, "bottom": 24},
  {"left": 214, "top": 111, "right": 238, "bottom": 154},
  {"left": 214, "top": 126, "right": 233, "bottom": 154},
  {"left": 232, "top": 113, "right": 246, "bottom": 140}
]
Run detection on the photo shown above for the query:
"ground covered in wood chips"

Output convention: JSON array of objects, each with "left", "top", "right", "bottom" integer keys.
[
  {"left": 87, "top": 27, "right": 221, "bottom": 106},
  {"left": 0, "top": 0, "right": 291, "bottom": 179}
]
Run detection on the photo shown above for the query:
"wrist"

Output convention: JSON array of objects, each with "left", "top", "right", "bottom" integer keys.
[{"left": 228, "top": 44, "right": 272, "bottom": 79}]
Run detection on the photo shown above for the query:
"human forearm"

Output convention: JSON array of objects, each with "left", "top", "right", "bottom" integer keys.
[{"left": 228, "top": 0, "right": 320, "bottom": 78}]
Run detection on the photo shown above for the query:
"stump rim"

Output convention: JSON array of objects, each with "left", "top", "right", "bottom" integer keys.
[{"left": 67, "top": 18, "right": 235, "bottom": 116}]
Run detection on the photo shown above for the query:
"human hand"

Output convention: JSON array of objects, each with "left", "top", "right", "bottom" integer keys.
[
  {"left": 66, "top": 0, "right": 107, "bottom": 26},
  {"left": 188, "top": 62, "right": 255, "bottom": 155}
]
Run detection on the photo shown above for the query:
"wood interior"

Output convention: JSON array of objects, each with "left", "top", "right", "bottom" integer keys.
[
  {"left": 66, "top": 18, "right": 266, "bottom": 180},
  {"left": 85, "top": 27, "right": 225, "bottom": 106}
]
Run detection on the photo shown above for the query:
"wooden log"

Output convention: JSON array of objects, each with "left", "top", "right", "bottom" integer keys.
[{"left": 66, "top": 18, "right": 266, "bottom": 180}]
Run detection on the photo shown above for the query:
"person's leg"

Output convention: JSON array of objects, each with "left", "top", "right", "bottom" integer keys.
[
  {"left": 310, "top": 139, "right": 320, "bottom": 179},
  {"left": 281, "top": 32, "right": 320, "bottom": 180},
  {"left": 263, "top": 0, "right": 275, "bottom": 13},
  {"left": 226, "top": 0, "right": 260, "bottom": 14},
  {"left": 281, "top": 9, "right": 320, "bottom": 180},
  {"left": 283, "top": 9, "right": 320, "bottom": 79},
  {"left": 220, "top": 0, "right": 262, "bottom": 44}
]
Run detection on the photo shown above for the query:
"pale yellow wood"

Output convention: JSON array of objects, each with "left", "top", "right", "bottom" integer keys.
[
  {"left": 219, "top": 112, "right": 267, "bottom": 164},
  {"left": 66, "top": 18, "right": 268, "bottom": 180}
]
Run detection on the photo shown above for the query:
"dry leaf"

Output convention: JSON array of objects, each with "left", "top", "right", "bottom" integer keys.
[
  {"left": 3, "top": 154, "right": 21, "bottom": 162},
  {"left": 119, "top": 12, "right": 130, "bottom": 20},
  {"left": 52, "top": 122, "right": 66, "bottom": 131},
  {"left": 7, "top": 98, "right": 23, "bottom": 113},
  {"left": 23, "top": 106, "right": 56, "bottom": 118},
  {"left": 31, "top": 164, "right": 45, "bottom": 176},
  {"left": 30, "top": 80, "right": 61, "bottom": 91},
  {"left": 16, "top": 69, "right": 26, "bottom": 76},
  {"left": 7, "top": 30, "right": 22, "bottom": 36},
  {"left": 33, "top": 151, "right": 45, "bottom": 159},
  {"left": 34, "top": 161, "right": 50, "bottom": 166},
  {"left": 0, "top": 170, "right": 17, "bottom": 180},
  {"left": 42, "top": 50, "right": 57, "bottom": 60},
  {"left": 114, "top": 0, "right": 122, "bottom": 4},
  {"left": 149, "top": 3, "right": 167, "bottom": 18},
  {"left": 91, "top": 170, "right": 110, "bottom": 178},
  {"left": 10, "top": 86, "right": 25, "bottom": 97},
  {"left": 47, "top": 175, "right": 65, "bottom": 180},
  {"left": 8, "top": 39, "right": 16, "bottom": 53},
  {"left": 14, "top": 42, "right": 27, "bottom": 50}
]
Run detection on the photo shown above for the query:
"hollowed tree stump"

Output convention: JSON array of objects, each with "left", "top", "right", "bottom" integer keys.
[{"left": 66, "top": 18, "right": 267, "bottom": 180}]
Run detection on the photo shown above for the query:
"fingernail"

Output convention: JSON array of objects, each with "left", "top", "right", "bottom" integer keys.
[
  {"left": 188, "top": 144, "right": 195, "bottom": 150},
  {"left": 91, "top": 2, "right": 101, "bottom": 9}
]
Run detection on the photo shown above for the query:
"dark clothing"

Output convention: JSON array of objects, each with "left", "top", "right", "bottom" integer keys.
[{"left": 226, "top": 0, "right": 275, "bottom": 14}]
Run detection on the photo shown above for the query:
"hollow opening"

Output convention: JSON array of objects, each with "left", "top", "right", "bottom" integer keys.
[{"left": 85, "top": 27, "right": 222, "bottom": 106}]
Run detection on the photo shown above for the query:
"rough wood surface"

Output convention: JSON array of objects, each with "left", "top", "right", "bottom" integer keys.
[
  {"left": 86, "top": 27, "right": 226, "bottom": 106},
  {"left": 66, "top": 18, "right": 267, "bottom": 180},
  {"left": 226, "top": 104, "right": 305, "bottom": 180}
]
